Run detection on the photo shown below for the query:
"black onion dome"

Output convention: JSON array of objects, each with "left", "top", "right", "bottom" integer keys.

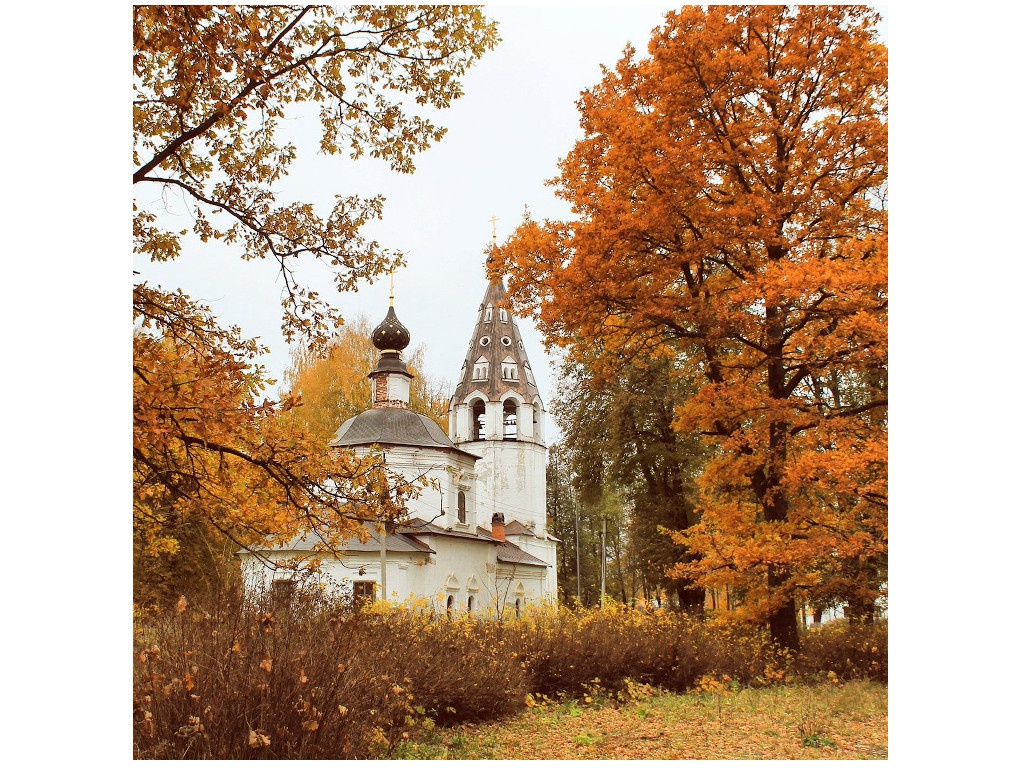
[{"left": 371, "top": 306, "right": 411, "bottom": 351}]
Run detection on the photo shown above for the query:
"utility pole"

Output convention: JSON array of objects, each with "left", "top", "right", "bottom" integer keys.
[
  {"left": 573, "top": 484, "right": 581, "bottom": 607},
  {"left": 379, "top": 522, "right": 387, "bottom": 601}
]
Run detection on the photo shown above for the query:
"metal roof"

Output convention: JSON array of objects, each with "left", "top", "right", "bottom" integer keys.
[
  {"left": 495, "top": 541, "right": 549, "bottom": 567},
  {"left": 265, "top": 525, "right": 435, "bottom": 555},
  {"left": 450, "top": 278, "right": 543, "bottom": 405},
  {"left": 329, "top": 407, "right": 480, "bottom": 460}
]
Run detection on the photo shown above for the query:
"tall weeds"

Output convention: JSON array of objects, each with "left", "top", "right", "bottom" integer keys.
[{"left": 133, "top": 589, "right": 886, "bottom": 759}]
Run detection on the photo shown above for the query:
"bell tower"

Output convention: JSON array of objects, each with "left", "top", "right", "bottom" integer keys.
[{"left": 448, "top": 273, "right": 548, "bottom": 537}]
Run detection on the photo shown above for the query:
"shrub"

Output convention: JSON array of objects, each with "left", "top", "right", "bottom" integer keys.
[
  {"left": 503, "top": 603, "right": 779, "bottom": 697},
  {"left": 133, "top": 591, "right": 885, "bottom": 758},
  {"left": 795, "top": 619, "right": 888, "bottom": 682},
  {"left": 132, "top": 586, "right": 528, "bottom": 759}
]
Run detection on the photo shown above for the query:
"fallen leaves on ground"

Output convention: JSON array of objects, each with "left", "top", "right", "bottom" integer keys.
[{"left": 430, "top": 682, "right": 887, "bottom": 760}]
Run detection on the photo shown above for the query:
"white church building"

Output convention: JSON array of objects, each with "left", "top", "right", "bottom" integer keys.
[{"left": 241, "top": 275, "right": 557, "bottom": 615}]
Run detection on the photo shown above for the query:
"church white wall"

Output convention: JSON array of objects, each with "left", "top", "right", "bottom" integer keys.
[
  {"left": 239, "top": 548, "right": 430, "bottom": 604},
  {"left": 495, "top": 564, "right": 549, "bottom": 615},
  {"left": 387, "top": 373, "right": 411, "bottom": 403},
  {"left": 372, "top": 446, "right": 477, "bottom": 529},
  {"left": 470, "top": 440, "right": 548, "bottom": 535}
]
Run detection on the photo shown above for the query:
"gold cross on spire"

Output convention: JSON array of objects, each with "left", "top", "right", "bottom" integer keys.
[
  {"left": 488, "top": 215, "right": 500, "bottom": 245},
  {"left": 389, "top": 269, "right": 395, "bottom": 307}
]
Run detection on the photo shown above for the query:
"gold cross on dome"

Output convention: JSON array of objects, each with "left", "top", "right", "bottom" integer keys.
[
  {"left": 488, "top": 215, "right": 499, "bottom": 245},
  {"left": 389, "top": 269, "right": 395, "bottom": 307}
]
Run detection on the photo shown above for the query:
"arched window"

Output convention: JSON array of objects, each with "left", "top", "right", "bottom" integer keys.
[
  {"left": 515, "top": 598, "right": 521, "bottom": 618},
  {"left": 501, "top": 356, "right": 518, "bottom": 381},
  {"left": 457, "top": 490, "right": 467, "bottom": 524},
  {"left": 467, "top": 595, "right": 474, "bottom": 613},
  {"left": 472, "top": 356, "right": 488, "bottom": 381},
  {"left": 503, "top": 400, "right": 518, "bottom": 440},
  {"left": 446, "top": 594, "right": 454, "bottom": 618},
  {"left": 484, "top": 305, "right": 493, "bottom": 322},
  {"left": 471, "top": 399, "right": 486, "bottom": 440},
  {"left": 499, "top": 308, "right": 508, "bottom": 322}
]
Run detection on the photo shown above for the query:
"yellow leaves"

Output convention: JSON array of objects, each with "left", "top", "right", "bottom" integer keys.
[
  {"left": 135, "top": 6, "right": 497, "bottom": 345},
  {"left": 248, "top": 729, "right": 271, "bottom": 748},
  {"left": 259, "top": 657, "right": 273, "bottom": 673},
  {"left": 174, "top": 596, "right": 188, "bottom": 615}
]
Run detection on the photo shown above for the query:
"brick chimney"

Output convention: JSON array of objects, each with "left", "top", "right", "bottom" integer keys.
[{"left": 490, "top": 512, "right": 505, "bottom": 542}]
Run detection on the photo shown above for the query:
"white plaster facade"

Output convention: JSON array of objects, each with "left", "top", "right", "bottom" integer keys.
[{"left": 240, "top": 278, "right": 557, "bottom": 613}]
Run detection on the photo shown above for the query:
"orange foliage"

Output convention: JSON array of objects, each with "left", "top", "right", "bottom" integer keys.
[
  {"left": 493, "top": 6, "right": 887, "bottom": 647},
  {"left": 282, "top": 316, "right": 450, "bottom": 442},
  {"left": 133, "top": 285, "right": 418, "bottom": 563}
]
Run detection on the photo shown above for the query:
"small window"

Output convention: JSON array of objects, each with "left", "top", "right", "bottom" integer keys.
[
  {"left": 501, "top": 335, "right": 512, "bottom": 346},
  {"left": 353, "top": 580, "right": 376, "bottom": 606},
  {"left": 472, "top": 357, "right": 489, "bottom": 381},
  {"left": 467, "top": 595, "right": 474, "bottom": 613},
  {"left": 502, "top": 356, "right": 518, "bottom": 381},
  {"left": 499, "top": 308, "right": 508, "bottom": 322},
  {"left": 484, "top": 306, "right": 493, "bottom": 322},
  {"left": 515, "top": 598, "right": 521, "bottom": 618},
  {"left": 479, "top": 336, "right": 490, "bottom": 346},
  {"left": 457, "top": 490, "right": 467, "bottom": 524},
  {"left": 446, "top": 594, "right": 455, "bottom": 618}
]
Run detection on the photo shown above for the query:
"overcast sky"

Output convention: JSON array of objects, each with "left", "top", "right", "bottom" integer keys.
[{"left": 134, "top": 4, "right": 714, "bottom": 436}]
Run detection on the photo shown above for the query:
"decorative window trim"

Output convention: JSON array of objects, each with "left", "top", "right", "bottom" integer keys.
[
  {"left": 499, "top": 308, "right": 508, "bottom": 322},
  {"left": 472, "top": 357, "right": 489, "bottom": 381},
  {"left": 500, "top": 335, "right": 512, "bottom": 346},
  {"left": 479, "top": 336, "right": 491, "bottom": 346},
  {"left": 443, "top": 573, "right": 461, "bottom": 591}
]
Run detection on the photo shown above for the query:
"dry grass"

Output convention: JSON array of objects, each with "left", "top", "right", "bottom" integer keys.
[{"left": 407, "top": 681, "right": 888, "bottom": 760}]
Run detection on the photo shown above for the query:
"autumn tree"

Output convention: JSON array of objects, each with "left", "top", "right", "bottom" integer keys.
[
  {"left": 552, "top": 355, "right": 707, "bottom": 612},
  {"left": 282, "top": 315, "right": 451, "bottom": 442},
  {"left": 134, "top": 6, "right": 497, "bottom": 596},
  {"left": 135, "top": 5, "right": 498, "bottom": 343},
  {"left": 133, "top": 289, "right": 420, "bottom": 603},
  {"left": 493, "top": 6, "right": 887, "bottom": 649}
]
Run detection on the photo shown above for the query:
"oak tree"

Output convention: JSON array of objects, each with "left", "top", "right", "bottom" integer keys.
[
  {"left": 134, "top": 6, "right": 497, "bottom": 589},
  {"left": 493, "top": 6, "right": 887, "bottom": 648},
  {"left": 133, "top": 288, "right": 418, "bottom": 593}
]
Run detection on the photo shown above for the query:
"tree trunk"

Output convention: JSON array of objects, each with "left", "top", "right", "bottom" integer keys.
[
  {"left": 767, "top": 565, "right": 800, "bottom": 651},
  {"left": 676, "top": 582, "right": 705, "bottom": 619}
]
